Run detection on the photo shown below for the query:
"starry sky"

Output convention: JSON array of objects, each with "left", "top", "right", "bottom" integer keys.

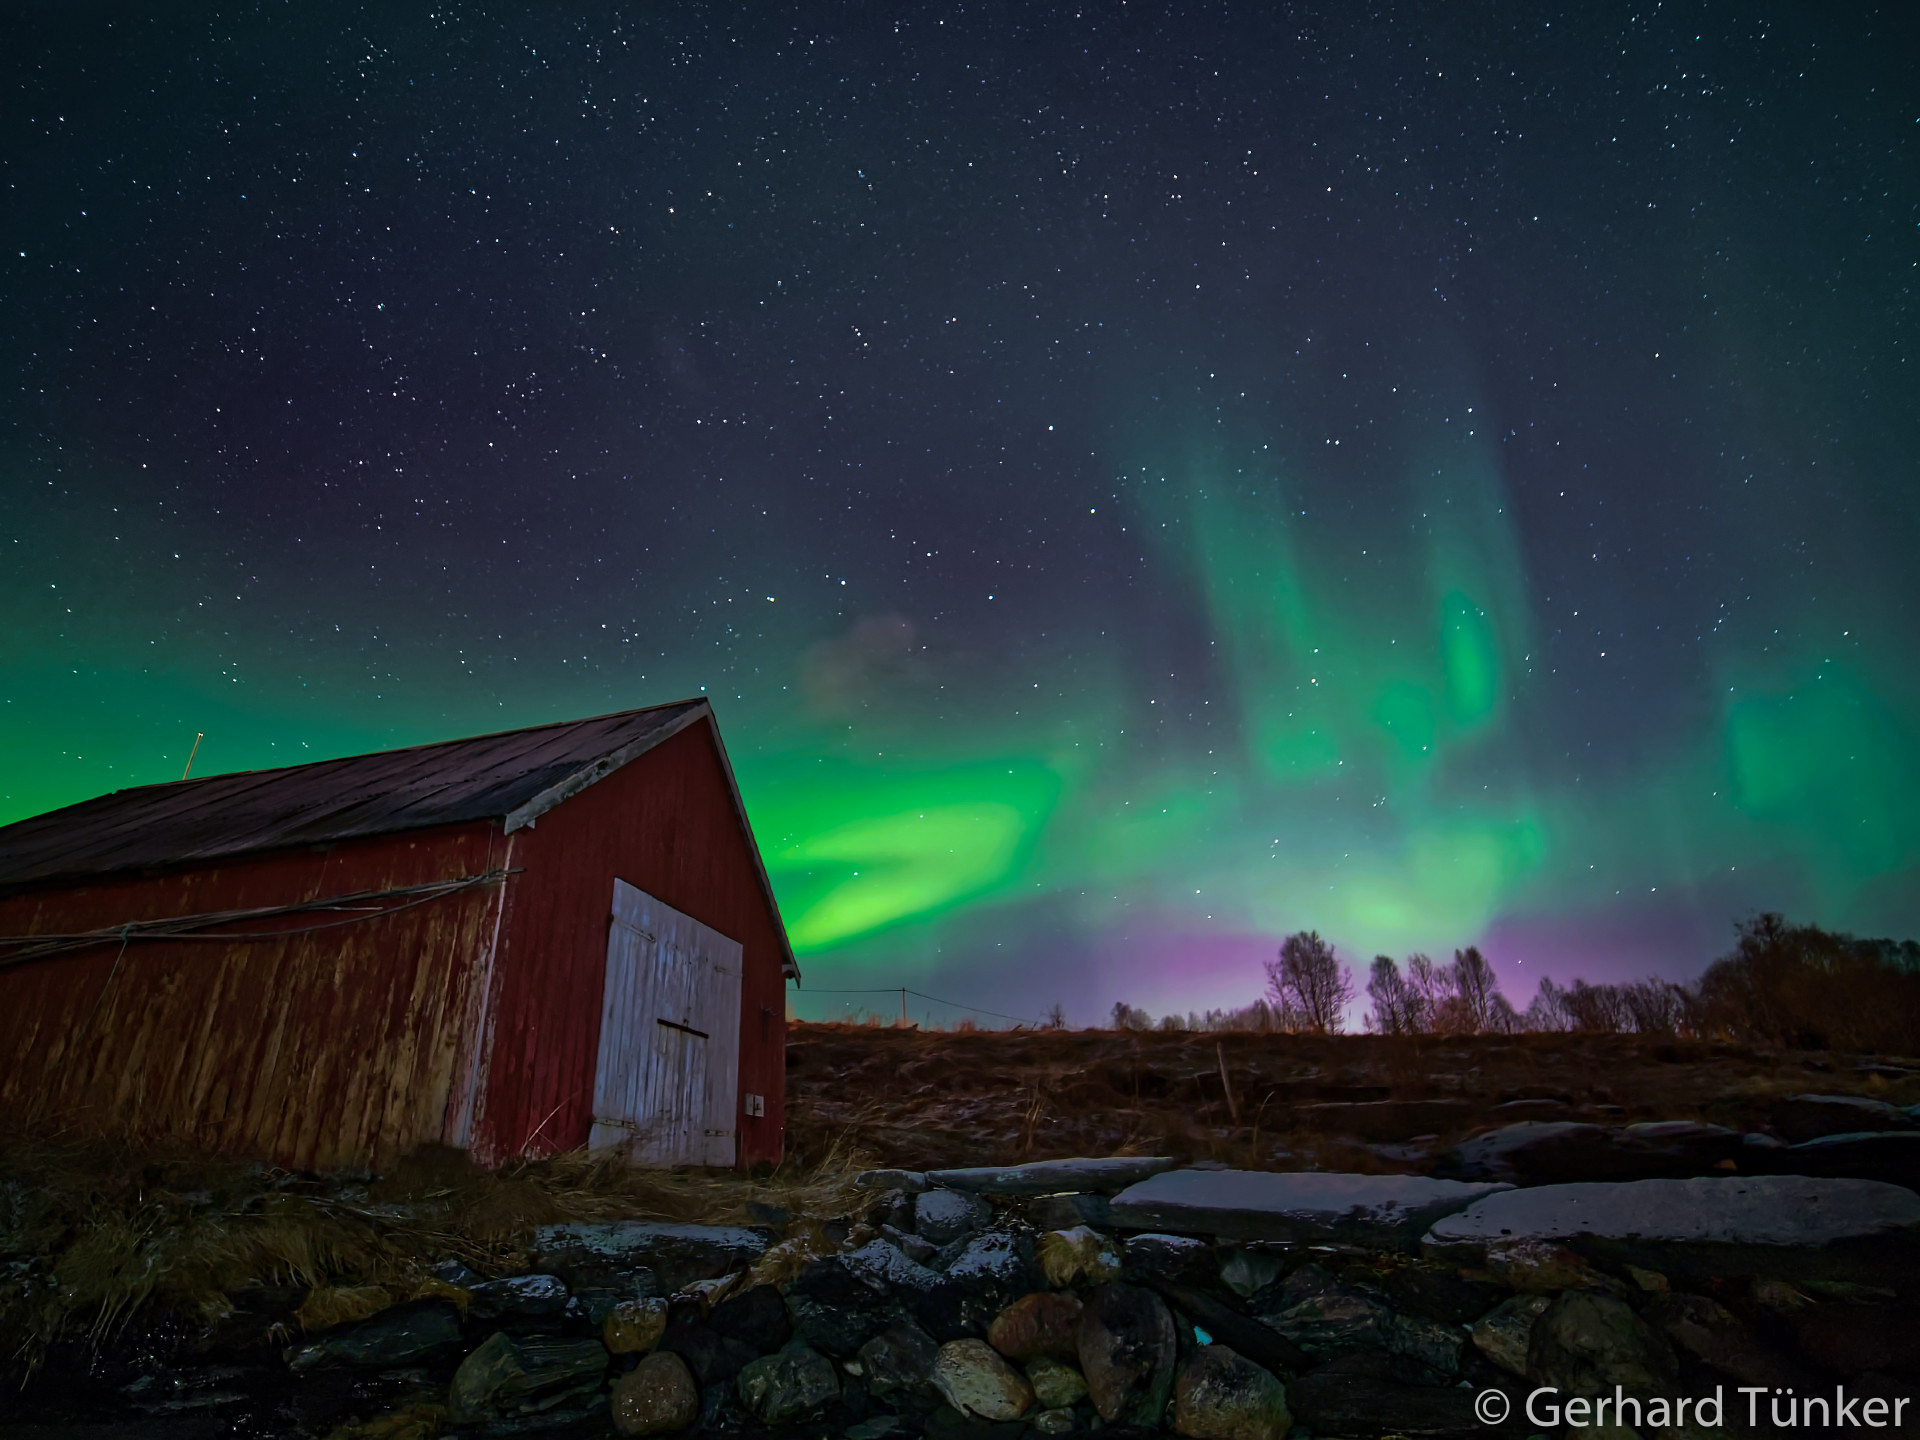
[{"left": 5, "top": 4, "right": 1917, "bottom": 1025}]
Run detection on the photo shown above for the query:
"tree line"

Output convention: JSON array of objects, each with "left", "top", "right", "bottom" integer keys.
[{"left": 1107, "top": 914, "right": 1920, "bottom": 1052}]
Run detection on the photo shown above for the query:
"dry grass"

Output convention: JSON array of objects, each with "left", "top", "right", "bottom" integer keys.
[
  {"left": 782, "top": 1021, "right": 1920, "bottom": 1172},
  {"left": 0, "top": 1123, "right": 873, "bottom": 1364}
]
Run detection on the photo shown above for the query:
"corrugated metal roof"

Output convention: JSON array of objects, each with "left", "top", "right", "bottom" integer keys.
[{"left": 0, "top": 698, "right": 733, "bottom": 886}]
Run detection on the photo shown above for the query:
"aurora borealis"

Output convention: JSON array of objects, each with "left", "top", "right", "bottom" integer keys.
[{"left": 5, "top": 6, "right": 1916, "bottom": 1023}]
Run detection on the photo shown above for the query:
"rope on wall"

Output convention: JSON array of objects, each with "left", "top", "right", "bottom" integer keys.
[{"left": 0, "top": 868, "right": 520, "bottom": 970}]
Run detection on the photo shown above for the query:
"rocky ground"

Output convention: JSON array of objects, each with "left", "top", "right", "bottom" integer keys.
[{"left": 10, "top": 1026, "right": 1920, "bottom": 1439}]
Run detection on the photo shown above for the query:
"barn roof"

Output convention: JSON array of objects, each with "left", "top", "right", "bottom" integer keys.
[{"left": 0, "top": 700, "right": 798, "bottom": 977}]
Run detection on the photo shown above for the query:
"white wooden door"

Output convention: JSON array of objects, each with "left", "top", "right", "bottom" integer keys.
[{"left": 589, "top": 879, "right": 743, "bottom": 1167}]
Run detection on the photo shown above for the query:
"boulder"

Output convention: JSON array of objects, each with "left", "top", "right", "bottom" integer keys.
[
  {"left": 930, "top": 1338, "right": 1035, "bottom": 1420},
  {"left": 913, "top": 1232, "right": 1036, "bottom": 1342},
  {"left": 1470, "top": 1294, "right": 1551, "bottom": 1375},
  {"left": 844, "top": 1237, "right": 943, "bottom": 1293},
  {"left": 1376, "top": 1261, "right": 1507, "bottom": 1325},
  {"left": 1217, "top": 1248, "right": 1282, "bottom": 1299},
  {"left": 1617, "top": 1120, "right": 1748, "bottom": 1173},
  {"left": 1438, "top": 1119, "right": 1745, "bottom": 1186},
  {"left": 573, "top": 1274, "right": 661, "bottom": 1328},
  {"left": 1258, "top": 1288, "right": 1462, "bottom": 1378},
  {"left": 1150, "top": 1282, "right": 1313, "bottom": 1376},
  {"left": 1482, "top": 1239, "right": 1615, "bottom": 1294},
  {"left": 286, "top": 1300, "right": 464, "bottom": 1371},
  {"left": 735, "top": 1339, "right": 841, "bottom": 1425},
  {"left": 709, "top": 1282, "right": 792, "bottom": 1355},
  {"left": 448, "top": 1331, "right": 611, "bottom": 1425},
  {"left": 1027, "top": 1193, "right": 1113, "bottom": 1230},
  {"left": 1436, "top": 1121, "right": 1614, "bottom": 1184},
  {"left": 1423, "top": 1175, "right": 1920, "bottom": 1286},
  {"left": 859, "top": 1319, "right": 941, "bottom": 1399},
  {"left": 1173, "top": 1346, "right": 1291, "bottom": 1440},
  {"left": 916, "top": 1188, "right": 993, "bottom": 1244},
  {"left": 1771, "top": 1093, "right": 1919, "bottom": 1144},
  {"left": 881, "top": 1224, "right": 942, "bottom": 1265},
  {"left": 1287, "top": 1366, "right": 1491, "bottom": 1439},
  {"left": 1788, "top": 1301, "right": 1920, "bottom": 1379},
  {"left": 603, "top": 1297, "right": 669, "bottom": 1355},
  {"left": 1122, "top": 1232, "right": 1215, "bottom": 1287},
  {"left": 1111, "top": 1168, "right": 1510, "bottom": 1250},
  {"left": 1777, "top": 1131, "right": 1920, "bottom": 1188},
  {"left": 1527, "top": 1291, "right": 1678, "bottom": 1397},
  {"left": 1645, "top": 1292, "right": 1814, "bottom": 1388},
  {"left": 610, "top": 1351, "right": 700, "bottom": 1436},
  {"left": 467, "top": 1273, "right": 570, "bottom": 1323},
  {"left": 928, "top": 1156, "right": 1178, "bottom": 1196},
  {"left": 532, "top": 1221, "right": 767, "bottom": 1292},
  {"left": 1076, "top": 1282, "right": 1177, "bottom": 1425},
  {"left": 1025, "top": 1355, "right": 1089, "bottom": 1410},
  {"left": 784, "top": 1256, "right": 901, "bottom": 1358},
  {"left": 943, "top": 1230, "right": 1034, "bottom": 1287},
  {"left": 657, "top": 1317, "right": 760, "bottom": 1385},
  {"left": 1038, "top": 1225, "right": 1123, "bottom": 1287},
  {"left": 1293, "top": 1099, "right": 1472, "bottom": 1142},
  {"left": 987, "top": 1292, "right": 1083, "bottom": 1361},
  {"left": 1030, "top": 1406, "right": 1076, "bottom": 1434}
]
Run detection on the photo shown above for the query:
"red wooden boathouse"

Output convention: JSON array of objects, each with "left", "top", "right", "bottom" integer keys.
[{"left": 0, "top": 700, "right": 797, "bottom": 1172}]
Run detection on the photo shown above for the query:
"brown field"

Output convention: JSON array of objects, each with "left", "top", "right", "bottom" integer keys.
[{"left": 781, "top": 1020, "right": 1920, "bottom": 1172}]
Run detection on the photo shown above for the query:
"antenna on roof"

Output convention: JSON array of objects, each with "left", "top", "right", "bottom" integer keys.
[{"left": 181, "top": 733, "right": 205, "bottom": 781}]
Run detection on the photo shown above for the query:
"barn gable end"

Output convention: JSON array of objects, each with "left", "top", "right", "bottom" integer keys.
[{"left": 0, "top": 701, "right": 793, "bottom": 1172}]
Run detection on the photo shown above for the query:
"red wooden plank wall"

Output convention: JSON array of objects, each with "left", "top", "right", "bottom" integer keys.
[
  {"left": 0, "top": 823, "right": 505, "bottom": 1171},
  {"left": 474, "top": 718, "right": 788, "bottom": 1168}
]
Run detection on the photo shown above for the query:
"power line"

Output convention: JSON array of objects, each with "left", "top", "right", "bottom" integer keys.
[{"left": 793, "top": 985, "right": 1042, "bottom": 1027}]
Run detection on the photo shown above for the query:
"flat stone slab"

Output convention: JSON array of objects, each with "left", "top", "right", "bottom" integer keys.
[
  {"left": 1109, "top": 1169, "right": 1511, "bottom": 1250},
  {"left": 532, "top": 1221, "right": 767, "bottom": 1291},
  {"left": 926, "top": 1156, "right": 1178, "bottom": 1196},
  {"left": 1771, "top": 1093, "right": 1918, "bottom": 1144},
  {"left": 1437, "top": 1119, "right": 1745, "bottom": 1186},
  {"left": 1423, "top": 1175, "right": 1920, "bottom": 1284}
]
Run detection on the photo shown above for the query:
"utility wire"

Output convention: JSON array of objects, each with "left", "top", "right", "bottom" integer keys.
[{"left": 793, "top": 985, "right": 1042, "bottom": 1027}]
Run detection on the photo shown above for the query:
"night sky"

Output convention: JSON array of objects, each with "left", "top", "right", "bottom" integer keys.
[{"left": 6, "top": 4, "right": 1917, "bottom": 1025}]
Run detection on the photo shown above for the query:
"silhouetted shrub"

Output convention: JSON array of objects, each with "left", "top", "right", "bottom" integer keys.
[{"left": 1693, "top": 914, "right": 1920, "bottom": 1052}]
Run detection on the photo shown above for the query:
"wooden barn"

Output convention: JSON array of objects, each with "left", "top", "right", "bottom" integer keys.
[{"left": 0, "top": 700, "right": 797, "bottom": 1172}]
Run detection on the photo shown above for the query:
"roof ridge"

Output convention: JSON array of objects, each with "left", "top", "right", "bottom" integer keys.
[{"left": 86, "top": 697, "right": 710, "bottom": 803}]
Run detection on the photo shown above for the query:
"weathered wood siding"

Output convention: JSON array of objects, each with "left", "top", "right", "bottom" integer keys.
[{"left": 0, "top": 822, "right": 505, "bottom": 1170}]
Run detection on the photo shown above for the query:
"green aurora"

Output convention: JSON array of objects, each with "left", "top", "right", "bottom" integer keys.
[
  {"left": 4, "top": 4, "right": 1915, "bottom": 1021},
  {"left": 8, "top": 423, "right": 1915, "bottom": 1021}
]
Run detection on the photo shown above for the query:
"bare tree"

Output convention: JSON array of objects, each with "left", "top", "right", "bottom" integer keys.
[
  {"left": 1265, "top": 930, "right": 1356, "bottom": 1034},
  {"left": 1405, "top": 953, "right": 1445, "bottom": 1029},
  {"left": 1562, "top": 979, "right": 1630, "bottom": 1032},
  {"left": 1620, "top": 979, "right": 1687, "bottom": 1036},
  {"left": 1448, "top": 947, "right": 1504, "bottom": 1032},
  {"left": 1364, "top": 955, "right": 1423, "bottom": 1035},
  {"left": 1523, "top": 976, "right": 1574, "bottom": 1031}
]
